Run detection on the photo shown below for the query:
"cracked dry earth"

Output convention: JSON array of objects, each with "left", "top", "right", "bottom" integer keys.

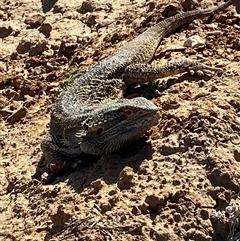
[{"left": 0, "top": 0, "right": 240, "bottom": 240}]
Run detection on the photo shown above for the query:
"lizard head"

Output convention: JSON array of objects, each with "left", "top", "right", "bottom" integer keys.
[{"left": 77, "top": 97, "right": 160, "bottom": 155}]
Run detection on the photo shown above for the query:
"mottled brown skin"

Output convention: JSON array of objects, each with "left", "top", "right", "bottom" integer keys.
[{"left": 41, "top": 0, "right": 236, "bottom": 170}]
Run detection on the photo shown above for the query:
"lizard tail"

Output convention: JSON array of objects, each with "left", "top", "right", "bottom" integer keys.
[
  {"left": 152, "top": 0, "right": 236, "bottom": 38},
  {"left": 127, "top": 0, "right": 236, "bottom": 63}
]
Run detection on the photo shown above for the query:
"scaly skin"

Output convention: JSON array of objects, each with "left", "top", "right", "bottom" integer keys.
[{"left": 41, "top": 0, "right": 236, "bottom": 171}]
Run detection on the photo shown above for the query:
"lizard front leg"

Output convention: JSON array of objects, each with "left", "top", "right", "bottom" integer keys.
[
  {"left": 41, "top": 135, "right": 81, "bottom": 173},
  {"left": 123, "top": 58, "right": 221, "bottom": 85}
]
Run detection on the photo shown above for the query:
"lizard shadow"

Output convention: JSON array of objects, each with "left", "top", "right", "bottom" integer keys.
[
  {"left": 66, "top": 137, "right": 154, "bottom": 193},
  {"left": 41, "top": 0, "right": 58, "bottom": 13},
  {"left": 33, "top": 136, "right": 154, "bottom": 193}
]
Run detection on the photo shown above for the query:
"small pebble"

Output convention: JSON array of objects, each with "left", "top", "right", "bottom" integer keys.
[{"left": 184, "top": 35, "right": 205, "bottom": 49}]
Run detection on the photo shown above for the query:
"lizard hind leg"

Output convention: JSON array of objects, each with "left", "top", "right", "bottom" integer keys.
[{"left": 123, "top": 58, "right": 221, "bottom": 85}]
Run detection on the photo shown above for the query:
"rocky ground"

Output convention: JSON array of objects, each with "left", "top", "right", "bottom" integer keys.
[{"left": 1, "top": 0, "right": 240, "bottom": 240}]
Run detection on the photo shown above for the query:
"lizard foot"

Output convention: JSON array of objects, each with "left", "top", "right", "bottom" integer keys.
[
  {"left": 188, "top": 61, "right": 222, "bottom": 76},
  {"left": 41, "top": 136, "right": 81, "bottom": 174}
]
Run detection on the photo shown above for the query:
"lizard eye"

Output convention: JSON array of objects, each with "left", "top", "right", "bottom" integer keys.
[
  {"left": 124, "top": 108, "right": 134, "bottom": 117},
  {"left": 97, "top": 127, "right": 104, "bottom": 135}
]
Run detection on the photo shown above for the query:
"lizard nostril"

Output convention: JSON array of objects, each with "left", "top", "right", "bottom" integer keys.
[
  {"left": 97, "top": 127, "right": 104, "bottom": 135},
  {"left": 123, "top": 108, "right": 134, "bottom": 117}
]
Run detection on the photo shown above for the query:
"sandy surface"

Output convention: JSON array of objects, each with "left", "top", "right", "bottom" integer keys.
[{"left": 0, "top": 0, "right": 240, "bottom": 240}]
